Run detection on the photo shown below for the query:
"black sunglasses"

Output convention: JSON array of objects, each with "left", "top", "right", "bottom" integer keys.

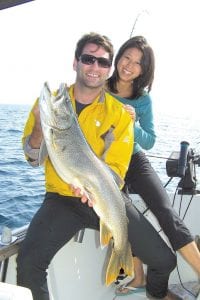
[{"left": 79, "top": 54, "right": 112, "bottom": 68}]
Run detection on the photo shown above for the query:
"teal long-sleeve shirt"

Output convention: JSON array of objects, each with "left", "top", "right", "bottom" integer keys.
[{"left": 113, "top": 93, "right": 156, "bottom": 154}]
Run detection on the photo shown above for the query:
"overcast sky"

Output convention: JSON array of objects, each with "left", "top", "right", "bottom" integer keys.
[{"left": 0, "top": 0, "right": 200, "bottom": 118}]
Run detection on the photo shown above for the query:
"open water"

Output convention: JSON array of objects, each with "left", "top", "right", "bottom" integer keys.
[{"left": 0, "top": 104, "right": 199, "bottom": 231}]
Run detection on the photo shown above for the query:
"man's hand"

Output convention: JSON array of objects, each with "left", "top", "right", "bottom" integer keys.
[{"left": 71, "top": 185, "right": 93, "bottom": 207}]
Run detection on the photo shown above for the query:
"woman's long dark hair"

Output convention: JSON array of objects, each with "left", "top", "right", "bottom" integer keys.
[{"left": 107, "top": 36, "right": 155, "bottom": 99}]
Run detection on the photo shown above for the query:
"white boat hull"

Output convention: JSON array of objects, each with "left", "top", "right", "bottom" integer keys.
[{"left": 1, "top": 193, "right": 200, "bottom": 299}]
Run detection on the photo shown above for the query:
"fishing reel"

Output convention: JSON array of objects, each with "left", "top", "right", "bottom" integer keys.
[{"left": 166, "top": 141, "right": 200, "bottom": 194}]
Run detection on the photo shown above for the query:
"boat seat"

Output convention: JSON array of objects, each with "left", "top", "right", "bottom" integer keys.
[{"left": 0, "top": 282, "right": 33, "bottom": 300}]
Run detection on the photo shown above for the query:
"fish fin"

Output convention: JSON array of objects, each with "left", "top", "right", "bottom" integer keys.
[
  {"left": 101, "top": 162, "right": 124, "bottom": 188},
  {"left": 38, "top": 139, "right": 48, "bottom": 166},
  {"left": 108, "top": 167, "right": 124, "bottom": 188},
  {"left": 100, "top": 220, "right": 112, "bottom": 247},
  {"left": 121, "top": 242, "right": 134, "bottom": 278},
  {"left": 105, "top": 242, "right": 133, "bottom": 286}
]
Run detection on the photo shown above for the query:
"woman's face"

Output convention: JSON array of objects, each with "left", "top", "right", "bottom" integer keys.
[{"left": 117, "top": 47, "right": 143, "bottom": 83}]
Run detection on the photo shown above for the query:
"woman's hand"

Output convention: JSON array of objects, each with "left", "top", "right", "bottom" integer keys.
[{"left": 124, "top": 104, "right": 136, "bottom": 120}]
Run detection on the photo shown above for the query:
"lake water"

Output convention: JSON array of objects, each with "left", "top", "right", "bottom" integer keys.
[{"left": 0, "top": 104, "right": 199, "bottom": 230}]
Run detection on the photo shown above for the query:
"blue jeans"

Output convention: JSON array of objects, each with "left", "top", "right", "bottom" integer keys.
[{"left": 17, "top": 192, "right": 176, "bottom": 299}]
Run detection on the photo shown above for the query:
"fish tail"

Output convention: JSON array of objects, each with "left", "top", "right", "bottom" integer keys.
[
  {"left": 122, "top": 242, "right": 134, "bottom": 278},
  {"left": 105, "top": 242, "right": 134, "bottom": 286}
]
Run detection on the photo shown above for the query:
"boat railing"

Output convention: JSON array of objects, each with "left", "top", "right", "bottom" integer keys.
[
  {"left": 0, "top": 225, "right": 86, "bottom": 282},
  {"left": 0, "top": 225, "right": 29, "bottom": 282},
  {"left": 0, "top": 225, "right": 28, "bottom": 262}
]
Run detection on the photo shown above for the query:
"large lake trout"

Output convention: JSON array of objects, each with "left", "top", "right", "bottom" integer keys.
[{"left": 39, "top": 82, "right": 133, "bottom": 285}]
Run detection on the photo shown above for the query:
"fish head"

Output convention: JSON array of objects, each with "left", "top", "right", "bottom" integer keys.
[{"left": 39, "top": 82, "right": 74, "bottom": 131}]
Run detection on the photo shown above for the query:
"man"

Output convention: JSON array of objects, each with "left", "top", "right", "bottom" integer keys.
[{"left": 17, "top": 32, "right": 177, "bottom": 300}]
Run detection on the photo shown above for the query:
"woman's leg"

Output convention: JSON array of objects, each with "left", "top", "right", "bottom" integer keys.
[
  {"left": 125, "top": 152, "right": 200, "bottom": 275},
  {"left": 179, "top": 241, "right": 200, "bottom": 276},
  {"left": 116, "top": 257, "right": 146, "bottom": 294},
  {"left": 125, "top": 152, "right": 193, "bottom": 250},
  {"left": 124, "top": 196, "right": 177, "bottom": 298},
  {"left": 132, "top": 257, "right": 146, "bottom": 285}
]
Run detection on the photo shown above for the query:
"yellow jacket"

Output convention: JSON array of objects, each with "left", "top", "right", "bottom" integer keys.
[{"left": 22, "top": 85, "right": 134, "bottom": 196}]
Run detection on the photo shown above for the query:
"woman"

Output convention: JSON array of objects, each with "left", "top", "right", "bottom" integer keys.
[{"left": 106, "top": 36, "right": 200, "bottom": 296}]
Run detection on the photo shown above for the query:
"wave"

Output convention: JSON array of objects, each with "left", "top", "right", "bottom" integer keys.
[{"left": 0, "top": 104, "right": 199, "bottom": 230}]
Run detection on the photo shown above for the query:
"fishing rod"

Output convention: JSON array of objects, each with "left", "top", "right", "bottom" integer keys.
[{"left": 129, "top": 9, "right": 150, "bottom": 38}]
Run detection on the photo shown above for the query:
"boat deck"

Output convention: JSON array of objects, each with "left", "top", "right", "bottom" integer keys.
[{"left": 112, "top": 280, "right": 199, "bottom": 300}]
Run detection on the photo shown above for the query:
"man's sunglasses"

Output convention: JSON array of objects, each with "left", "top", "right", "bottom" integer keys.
[{"left": 79, "top": 54, "right": 112, "bottom": 68}]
